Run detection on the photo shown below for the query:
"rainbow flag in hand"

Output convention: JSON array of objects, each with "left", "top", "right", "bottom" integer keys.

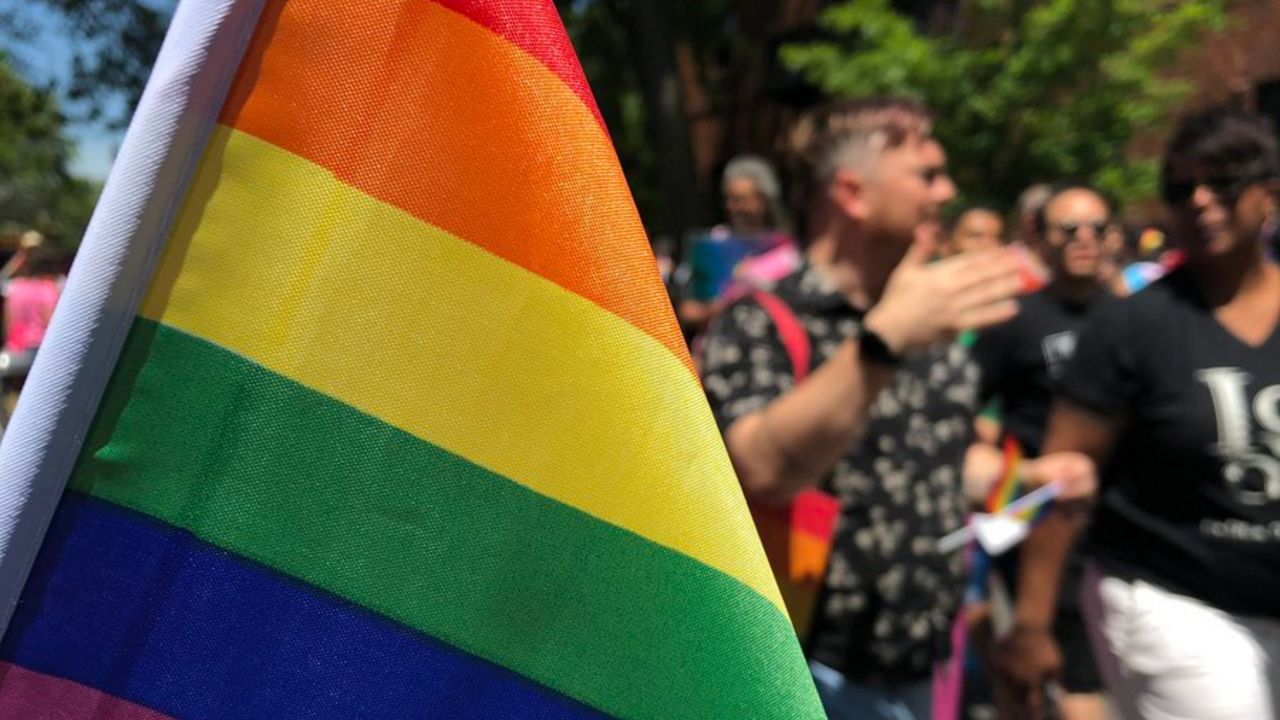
[
  {"left": 985, "top": 436, "right": 1051, "bottom": 525},
  {"left": 985, "top": 436, "right": 1024, "bottom": 515},
  {"left": 939, "top": 436, "right": 1057, "bottom": 555},
  {"left": 0, "top": 1, "right": 821, "bottom": 718}
]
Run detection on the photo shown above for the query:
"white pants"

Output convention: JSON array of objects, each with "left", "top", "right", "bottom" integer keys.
[{"left": 1082, "top": 564, "right": 1280, "bottom": 719}]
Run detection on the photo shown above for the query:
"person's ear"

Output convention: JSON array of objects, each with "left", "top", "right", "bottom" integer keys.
[
  {"left": 1264, "top": 178, "right": 1280, "bottom": 214},
  {"left": 829, "top": 167, "right": 869, "bottom": 222}
]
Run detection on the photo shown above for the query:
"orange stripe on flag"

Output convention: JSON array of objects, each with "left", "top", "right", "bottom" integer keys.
[
  {"left": 429, "top": 0, "right": 607, "bottom": 131},
  {"left": 219, "top": 0, "right": 691, "bottom": 373}
]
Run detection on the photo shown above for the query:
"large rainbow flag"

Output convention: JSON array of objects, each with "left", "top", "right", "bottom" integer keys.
[{"left": 0, "top": 1, "right": 821, "bottom": 717}]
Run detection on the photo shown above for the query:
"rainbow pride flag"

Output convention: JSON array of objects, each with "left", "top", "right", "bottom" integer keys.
[
  {"left": 985, "top": 436, "right": 1024, "bottom": 515},
  {"left": 985, "top": 436, "right": 1051, "bottom": 525},
  {"left": 0, "top": 1, "right": 821, "bottom": 717}
]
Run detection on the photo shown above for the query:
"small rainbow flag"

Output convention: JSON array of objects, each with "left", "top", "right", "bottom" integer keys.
[
  {"left": 985, "top": 435, "right": 1051, "bottom": 525},
  {"left": 0, "top": 1, "right": 822, "bottom": 718}
]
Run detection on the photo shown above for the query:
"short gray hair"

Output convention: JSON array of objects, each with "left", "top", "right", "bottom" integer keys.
[
  {"left": 721, "top": 155, "right": 792, "bottom": 233},
  {"left": 722, "top": 155, "right": 782, "bottom": 201}
]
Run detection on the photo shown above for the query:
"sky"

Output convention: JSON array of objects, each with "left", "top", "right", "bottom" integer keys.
[{"left": 9, "top": 4, "right": 132, "bottom": 182}]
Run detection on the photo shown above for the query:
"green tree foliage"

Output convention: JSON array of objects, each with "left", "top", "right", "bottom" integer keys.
[
  {"left": 37, "top": 0, "right": 173, "bottom": 128},
  {"left": 558, "top": 0, "right": 668, "bottom": 233},
  {"left": 782, "top": 0, "right": 1231, "bottom": 208},
  {"left": 0, "top": 54, "right": 98, "bottom": 247},
  {"left": 559, "top": 0, "right": 827, "bottom": 240}
]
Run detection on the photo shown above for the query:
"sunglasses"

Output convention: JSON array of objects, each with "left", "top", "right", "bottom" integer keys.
[
  {"left": 1162, "top": 161, "right": 1278, "bottom": 207},
  {"left": 1050, "top": 220, "right": 1109, "bottom": 239}
]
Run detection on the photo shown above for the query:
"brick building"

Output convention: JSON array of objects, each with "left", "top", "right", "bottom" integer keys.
[
  {"left": 1124, "top": 0, "right": 1280, "bottom": 220},
  {"left": 1177, "top": 0, "right": 1280, "bottom": 127}
]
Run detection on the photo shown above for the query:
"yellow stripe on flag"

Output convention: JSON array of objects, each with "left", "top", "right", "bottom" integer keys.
[
  {"left": 139, "top": 126, "right": 783, "bottom": 612},
  {"left": 221, "top": 0, "right": 690, "bottom": 371}
]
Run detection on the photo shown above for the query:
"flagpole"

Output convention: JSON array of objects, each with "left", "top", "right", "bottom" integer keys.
[{"left": 0, "top": 0, "right": 266, "bottom": 636}]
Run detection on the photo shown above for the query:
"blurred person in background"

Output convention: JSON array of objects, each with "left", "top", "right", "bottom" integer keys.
[
  {"left": 3, "top": 242, "right": 65, "bottom": 358},
  {"left": 700, "top": 97, "right": 1025, "bottom": 720},
  {"left": 1, "top": 240, "right": 66, "bottom": 417},
  {"left": 1013, "top": 184, "right": 1055, "bottom": 288},
  {"left": 1002, "top": 105, "right": 1280, "bottom": 720},
  {"left": 1014, "top": 185, "right": 1054, "bottom": 248},
  {"left": 676, "top": 155, "right": 799, "bottom": 336},
  {"left": 0, "top": 230, "right": 45, "bottom": 284},
  {"left": 945, "top": 206, "right": 1006, "bottom": 257},
  {"left": 971, "top": 185, "right": 1117, "bottom": 720},
  {"left": 946, "top": 205, "right": 1010, "bottom": 449},
  {"left": 1111, "top": 224, "right": 1185, "bottom": 297}
]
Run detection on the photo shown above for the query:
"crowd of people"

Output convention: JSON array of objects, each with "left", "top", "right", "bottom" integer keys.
[
  {"left": 671, "top": 99, "right": 1280, "bottom": 720},
  {"left": 1, "top": 78, "right": 1276, "bottom": 720}
]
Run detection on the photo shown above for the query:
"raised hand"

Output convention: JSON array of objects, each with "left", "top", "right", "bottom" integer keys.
[{"left": 865, "top": 241, "right": 1024, "bottom": 357}]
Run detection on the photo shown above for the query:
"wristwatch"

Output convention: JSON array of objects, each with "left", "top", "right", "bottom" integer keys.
[{"left": 857, "top": 324, "right": 904, "bottom": 368}]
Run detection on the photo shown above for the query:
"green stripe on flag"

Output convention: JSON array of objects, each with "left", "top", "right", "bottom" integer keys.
[{"left": 70, "top": 319, "right": 821, "bottom": 720}]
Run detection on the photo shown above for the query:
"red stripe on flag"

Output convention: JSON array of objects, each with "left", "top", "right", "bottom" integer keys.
[
  {"left": 429, "top": 0, "right": 607, "bottom": 132},
  {"left": 0, "top": 663, "right": 176, "bottom": 720}
]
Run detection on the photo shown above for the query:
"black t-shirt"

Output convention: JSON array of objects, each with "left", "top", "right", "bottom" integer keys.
[
  {"left": 1062, "top": 267, "right": 1280, "bottom": 618},
  {"left": 974, "top": 289, "right": 1111, "bottom": 614},
  {"left": 974, "top": 289, "right": 1111, "bottom": 455}
]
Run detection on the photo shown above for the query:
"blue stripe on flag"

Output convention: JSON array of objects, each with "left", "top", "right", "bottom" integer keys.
[{"left": 0, "top": 494, "right": 605, "bottom": 720}]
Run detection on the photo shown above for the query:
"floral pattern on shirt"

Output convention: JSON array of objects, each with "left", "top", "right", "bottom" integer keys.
[{"left": 700, "top": 260, "right": 979, "bottom": 682}]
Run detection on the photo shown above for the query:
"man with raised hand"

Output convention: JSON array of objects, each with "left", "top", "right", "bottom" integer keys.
[{"left": 700, "top": 98, "right": 1024, "bottom": 720}]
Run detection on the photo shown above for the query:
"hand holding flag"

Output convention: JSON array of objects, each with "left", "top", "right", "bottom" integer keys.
[{"left": 938, "top": 440, "right": 1096, "bottom": 555}]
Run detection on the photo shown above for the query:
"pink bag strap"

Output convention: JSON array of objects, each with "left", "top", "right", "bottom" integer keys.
[{"left": 751, "top": 290, "right": 811, "bottom": 383}]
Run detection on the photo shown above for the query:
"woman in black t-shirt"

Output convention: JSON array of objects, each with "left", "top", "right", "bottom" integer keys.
[{"left": 1001, "top": 107, "right": 1280, "bottom": 719}]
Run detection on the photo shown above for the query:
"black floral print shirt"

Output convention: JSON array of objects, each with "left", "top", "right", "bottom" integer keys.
[{"left": 700, "top": 260, "right": 978, "bottom": 682}]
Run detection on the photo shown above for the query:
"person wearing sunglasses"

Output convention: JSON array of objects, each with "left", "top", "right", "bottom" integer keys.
[
  {"left": 1001, "top": 106, "right": 1280, "bottom": 719},
  {"left": 971, "top": 185, "right": 1116, "bottom": 720}
]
